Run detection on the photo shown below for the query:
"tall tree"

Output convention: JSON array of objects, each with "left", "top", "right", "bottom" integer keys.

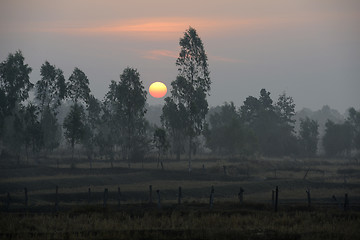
[
  {"left": 161, "top": 97, "right": 187, "bottom": 161},
  {"left": 36, "top": 61, "right": 66, "bottom": 152},
  {"left": 0, "top": 51, "right": 33, "bottom": 158},
  {"left": 153, "top": 128, "right": 169, "bottom": 168},
  {"left": 299, "top": 117, "right": 319, "bottom": 157},
  {"left": 67, "top": 67, "right": 90, "bottom": 104},
  {"left": 118, "top": 68, "right": 147, "bottom": 163},
  {"left": 167, "top": 27, "right": 211, "bottom": 172},
  {"left": 36, "top": 61, "right": 66, "bottom": 115},
  {"left": 83, "top": 95, "right": 102, "bottom": 168},
  {"left": 100, "top": 80, "right": 120, "bottom": 166},
  {"left": 63, "top": 68, "right": 91, "bottom": 159},
  {"left": 240, "top": 89, "right": 278, "bottom": 156},
  {"left": 103, "top": 68, "right": 148, "bottom": 165},
  {"left": 275, "top": 92, "right": 297, "bottom": 156},
  {"left": 204, "top": 102, "right": 243, "bottom": 155},
  {"left": 276, "top": 92, "right": 296, "bottom": 129},
  {"left": 21, "top": 103, "right": 43, "bottom": 161},
  {"left": 0, "top": 51, "right": 33, "bottom": 116},
  {"left": 240, "top": 89, "right": 297, "bottom": 156},
  {"left": 63, "top": 104, "right": 86, "bottom": 159}
]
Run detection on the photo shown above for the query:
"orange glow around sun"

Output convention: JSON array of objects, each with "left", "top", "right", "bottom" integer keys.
[{"left": 149, "top": 82, "right": 167, "bottom": 98}]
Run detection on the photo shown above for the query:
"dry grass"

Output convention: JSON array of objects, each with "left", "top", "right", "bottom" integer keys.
[{"left": 0, "top": 204, "right": 359, "bottom": 240}]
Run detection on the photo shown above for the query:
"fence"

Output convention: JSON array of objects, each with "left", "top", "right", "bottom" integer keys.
[{"left": 1, "top": 185, "right": 353, "bottom": 212}]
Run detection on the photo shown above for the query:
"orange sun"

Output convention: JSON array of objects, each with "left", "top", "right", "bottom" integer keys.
[{"left": 149, "top": 82, "right": 167, "bottom": 98}]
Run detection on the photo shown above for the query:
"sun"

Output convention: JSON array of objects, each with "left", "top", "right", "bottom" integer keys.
[{"left": 149, "top": 82, "right": 167, "bottom": 98}]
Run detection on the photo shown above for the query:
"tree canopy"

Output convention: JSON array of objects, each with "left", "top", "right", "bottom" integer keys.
[{"left": 163, "top": 27, "right": 211, "bottom": 172}]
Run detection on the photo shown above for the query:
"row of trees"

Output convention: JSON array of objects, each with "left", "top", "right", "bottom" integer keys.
[
  {"left": 1, "top": 27, "right": 359, "bottom": 167},
  {"left": 0, "top": 27, "right": 211, "bottom": 169},
  {"left": 323, "top": 108, "right": 360, "bottom": 157},
  {"left": 0, "top": 50, "right": 151, "bottom": 165},
  {"left": 203, "top": 91, "right": 319, "bottom": 157},
  {"left": 204, "top": 92, "right": 360, "bottom": 158}
]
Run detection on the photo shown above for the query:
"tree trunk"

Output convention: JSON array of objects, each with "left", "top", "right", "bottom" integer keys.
[
  {"left": 188, "top": 136, "right": 192, "bottom": 173},
  {"left": 25, "top": 145, "right": 29, "bottom": 165},
  {"left": 88, "top": 154, "right": 92, "bottom": 169},
  {"left": 71, "top": 139, "right": 75, "bottom": 161}
]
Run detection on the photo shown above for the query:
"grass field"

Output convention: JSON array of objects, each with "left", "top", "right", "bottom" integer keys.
[{"left": 0, "top": 156, "right": 359, "bottom": 239}]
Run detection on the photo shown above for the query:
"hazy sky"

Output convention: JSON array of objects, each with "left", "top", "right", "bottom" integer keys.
[{"left": 1, "top": 0, "right": 359, "bottom": 113}]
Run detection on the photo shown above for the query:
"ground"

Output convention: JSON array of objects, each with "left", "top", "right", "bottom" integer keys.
[{"left": 0, "top": 155, "right": 359, "bottom": 239}]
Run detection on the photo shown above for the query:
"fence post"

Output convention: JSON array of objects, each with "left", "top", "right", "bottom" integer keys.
[
  {"left": 24, "top": 187, "right": 28, "bottom": 208},
  {"left": 238, "top": 187, "right": 244, "bottom": 204},
  {"left": 149, "top": 185, "right": 153, "bottom": 204},
  {"left": 88, "top": 187, "right": 91, "bottom": 204},
  {"left": 6, "top": 192, "right": 10, "bottom": 210},
  {"left": 272, "top": 190, "right": 275, "bottom": 207},
  {"left": 209, "top": 186, "right": 214, "bottom": 209},
  {"left": 275, "top": 186, "right": 278, "bottom": 212},
  {"left": 118, "top": 187, "right": 121, "bottom": 207},
  {"left": 178, "top": 186, "right": 182, "bottom": 205},
  {"left": 55, "top": 185, "right": 59, "bottom": 211},
  {"left": 157, "top": 190, "right": 161, "bottom": 209},
  {"left": 103, "top": 188, "right": 108, "bottom": 208},
  {"left": 344, "top": 193, "right": 349, "bottom": 211},
  {"left": 306, "top": 188, "right": 311, "bottom": 208}
]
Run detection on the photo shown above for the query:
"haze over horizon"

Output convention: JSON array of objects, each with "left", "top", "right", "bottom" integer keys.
[{"left": 1, "top": 0, "right": 359, "bottom": 113}]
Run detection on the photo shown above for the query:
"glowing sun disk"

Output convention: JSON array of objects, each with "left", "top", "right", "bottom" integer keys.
[{"left": 149, "top": 82, "right": 167, "bottom": 98}]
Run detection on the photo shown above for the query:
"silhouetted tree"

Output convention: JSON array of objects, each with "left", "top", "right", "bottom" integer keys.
[
  {"left": 100, "top": 81, "right": 119, "bottom": 166},
  {"left": 276, "top": 92, "right": 296, "bottom": 130},
  {"left": 63, "top": 68, "right": 91, "bottom": 159},
  {"left": 299, "top": 117, "right": 319, "bottom": 156},
  {"left": 204, "top": 102, "right": 243, "bottom": 155},
  {"left": 275, "top": 92, "right": 297, "bottom": 156},
  {"left": 63, "top": 104, "right": 86, "bottom": 159},
  {"left": 166, "top": 27, "right": 210, "bottom": 172},
  {"left": 67, "top": 67, "right": 90, "bottom": 105},
  {"left": 323, "top": 120, "right": 353, "bottom": 157},
  {"left": 161, "top": 97, "right": 187, "bottom": 160},
  {"left": 153, "top": 128, "right": 169, "bottom": 168},
  {"left": 36, "top": 61, "right": 66, "bottom": 152},
  {"left": 0, "top": 51, "right": 33, "bottom": 116},
  {"left": 36, "top": 61, "right": 66, "bottom": 115},
  {"left": 103, "top": 68, "right": 148, "bottom": 165},
  {"left": 0, "top": 51, "right": 32, "bottom": 159},
  {"left": 347, "top": 107, "right": 360, "bottom": 151},
  {"left": 83, "top": 95, "right": 101, "bottom": 168},
  {"left": 22, "top": 103, "right": 43, "bottom": 161},
  {"left": 240, "top": 89, "right": 278, "bottom": 155},
  {"left": 240, "top": 89, "right": 297, "bottom": 156},
  {"left": 41, "top": 107, "right": 61, "bottom": 152}
]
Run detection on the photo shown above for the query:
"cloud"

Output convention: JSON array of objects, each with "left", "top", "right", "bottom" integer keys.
[
  {"left": 142, "top": 50, "right": 178, "bottom": 60},
  {"left": 33, "top": 17, "right": 262, "bottom": 38}
]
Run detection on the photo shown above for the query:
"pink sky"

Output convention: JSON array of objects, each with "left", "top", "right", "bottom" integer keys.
[{"left": 1, "top": 0, "right": 360, "bottom": 112}]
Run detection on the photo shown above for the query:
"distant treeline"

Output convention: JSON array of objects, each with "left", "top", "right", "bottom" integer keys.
[{"left": 1, "top": 28, "right": 359, "bottom": 166}]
